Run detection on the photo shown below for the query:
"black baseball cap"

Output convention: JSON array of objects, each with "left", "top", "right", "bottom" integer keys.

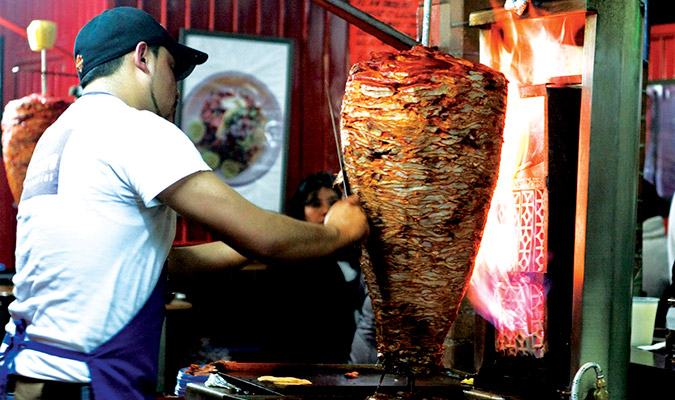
[{"left": 74, "top": 7, "right": 208, "bottom": 82}]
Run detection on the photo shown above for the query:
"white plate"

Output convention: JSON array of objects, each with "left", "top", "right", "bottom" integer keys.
[{"left": 180, "top": 71, "right": 282, "bottom": 186}]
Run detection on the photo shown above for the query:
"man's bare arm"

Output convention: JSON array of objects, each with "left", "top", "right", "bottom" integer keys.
[
  {"left": 158, "top": 171, "right": 368, "bottom": 265},
  {"left": 167, "top": 242, "right": 249, "bottom": 279}
]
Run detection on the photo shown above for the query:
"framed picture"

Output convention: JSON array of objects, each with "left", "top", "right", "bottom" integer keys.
[{"left": 178, "top": 31, "right": 294, "bottom": 212}]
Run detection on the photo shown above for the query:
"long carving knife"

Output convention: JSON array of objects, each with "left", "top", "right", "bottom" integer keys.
[{"left": 324, "top": 79, "right": 351, "bottom": 196}]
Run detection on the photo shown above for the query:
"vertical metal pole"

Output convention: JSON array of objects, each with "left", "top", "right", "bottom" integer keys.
[
  {"left": 422, "top": 0, "right": 432, "bottom": 46},
  {"left": 573, "top": 1, "right": 644, "bottom": 398},
  {"left": 40, "top": 48, "right": 47, "bottom": 96}
]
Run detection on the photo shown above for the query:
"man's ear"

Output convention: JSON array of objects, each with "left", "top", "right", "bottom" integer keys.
[{"left": 133, "top": 41, "right": 151, "bottom": 73}]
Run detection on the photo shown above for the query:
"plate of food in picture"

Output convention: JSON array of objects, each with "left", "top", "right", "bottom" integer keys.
[{"left": 180, "top": 71, "right": 283, "bottom": 186}]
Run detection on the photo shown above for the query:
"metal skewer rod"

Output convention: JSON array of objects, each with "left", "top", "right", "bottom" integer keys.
[
  {"left": 41, "top": 49, "right": 47, "bottom": 95},
  {"left": 421, "top": 0, "right": 432, "bottom": 46},
  {"left": 375, "top": 371, "right": 386, "bottom": 393},
  {"left": 309, "top": 0, "right": 419, "bottom": 50},
  {"left": 324, "top": 79, "right": 350, "bottom": 196},
  {"left": 27, "top": 20, "right": 57, "bottom": 96}
]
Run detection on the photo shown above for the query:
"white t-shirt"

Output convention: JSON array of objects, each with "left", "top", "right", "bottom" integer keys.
[{"left": 6, "top": 93, "right": 210, "bottom": 382}]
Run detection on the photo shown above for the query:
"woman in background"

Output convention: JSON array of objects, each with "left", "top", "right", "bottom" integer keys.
[{"left": 264, "top": 172, "right": 362, "bottom": 363}]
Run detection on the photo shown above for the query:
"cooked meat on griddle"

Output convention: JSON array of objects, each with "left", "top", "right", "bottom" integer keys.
[
  {"left": 340, "top": 45, "right": 507, "bottom": 375},
  {"left": 2, "top": 94, "right": 71, "bottom": 204}
]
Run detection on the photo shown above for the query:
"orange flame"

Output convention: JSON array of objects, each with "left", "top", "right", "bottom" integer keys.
[{"left": 468, "top": 9, "right": 586, "bottom": 356}]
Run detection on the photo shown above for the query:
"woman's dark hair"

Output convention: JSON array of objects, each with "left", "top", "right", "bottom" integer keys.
[{"left": 287, "top": 172, "right": 339, "bottom": 220}]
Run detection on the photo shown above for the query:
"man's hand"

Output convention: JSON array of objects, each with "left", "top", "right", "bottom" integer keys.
[{"left": 324, "top": 194, "right": 369, "bottom": 247}]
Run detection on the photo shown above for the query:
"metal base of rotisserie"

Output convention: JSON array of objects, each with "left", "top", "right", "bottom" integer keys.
[
  {"left": 475, "top": 357, "right": 568, "bottom": 400},
  {"left": 182, "top": 363, "right": 554, "bottom": 400},
  {"left": 183, "top": 363, "right": 474, "bottom": 399}
]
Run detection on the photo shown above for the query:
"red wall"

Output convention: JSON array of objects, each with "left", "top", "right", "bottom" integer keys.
[
  {"left": 0, "top": 0, "right": 354, "bottom": 269},
  {"left": 649, "top": 23, "right": 675, "bottom": 81}
]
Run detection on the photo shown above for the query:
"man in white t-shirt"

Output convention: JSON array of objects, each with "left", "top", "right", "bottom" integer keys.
[{"left": 0, "top": 7, "right": 368, "bottom": 400}]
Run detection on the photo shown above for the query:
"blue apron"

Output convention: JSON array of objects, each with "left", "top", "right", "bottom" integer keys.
[{"left": 0, "top": 270, "right": 166, "bottom": 400}]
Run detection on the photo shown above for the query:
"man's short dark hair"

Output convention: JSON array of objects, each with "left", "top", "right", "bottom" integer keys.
[{"left": 80, "top": 46, "right": 161, "bottom": 88}]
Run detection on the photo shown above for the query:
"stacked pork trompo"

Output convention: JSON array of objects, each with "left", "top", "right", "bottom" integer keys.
[
  {"left": 340, "top": 45, "right": 508, "bottom": 375},
  {"left": 2, "top": 94, "right": 71, "bottom": 204}
]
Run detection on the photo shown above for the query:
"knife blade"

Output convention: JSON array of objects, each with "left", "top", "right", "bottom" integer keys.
[{"left": 324, "top": 79, "right": 351, "bottom": 196}]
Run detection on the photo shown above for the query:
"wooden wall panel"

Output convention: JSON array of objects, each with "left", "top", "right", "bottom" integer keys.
[
  {"left": 141, "top": 0, "right": 163, "bottom": 26},
  {"left": 213, "top": 1, "right": 235, "bottom": 32},
  {"left": 282, "top": 0, "right": 304, "bottom": 40},
  {"left": 259, "top": 0, "right": 282, "bottom": 37},
  {"left": 166, "top": 0, "right": 187, "bottom": 39},
  {"left": 649, "top": 23, "right": 675, "bottom": 81},
  {"left": 282, "top": 0, "right": 306, "bottom": 196},
  {"left": 237, "top": 0, "right": 258, "bottom": 34},
  {"left": 666, "top": 38, "right": 675, "bottom": 79},
  {"left": 189, "top": 0, "right": 211, "bottom": 30},
  {"left": 299, "top": 2, "right": 327, "bottom": 179},
  {"left": 113, "top": 0, "right": 138, "bottom": 9}
]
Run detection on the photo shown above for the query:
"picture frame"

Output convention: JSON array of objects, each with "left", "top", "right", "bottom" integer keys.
[{"left": 178, "top": 30, "right": 294, "bottom": 213}]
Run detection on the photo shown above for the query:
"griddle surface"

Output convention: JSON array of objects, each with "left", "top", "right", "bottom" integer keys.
[{"left": 186, "top": 363, "right": 466, "bottom": 399}]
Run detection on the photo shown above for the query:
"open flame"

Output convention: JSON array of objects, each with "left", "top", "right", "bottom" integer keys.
[{"left": 468, "top": 9, "right": 586, "bottom": 357}]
